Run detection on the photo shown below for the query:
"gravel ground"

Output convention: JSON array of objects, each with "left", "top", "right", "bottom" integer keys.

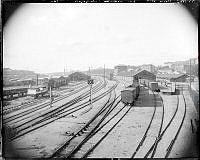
[
  {"left": 2, "top": 78, "right": 198, "bottom": 158},
  {"left": 4, "top": 78, "right": 115, "bottom": 158},
  {"left": 81, "top": 85, "right": 198, "bottom": 158}
]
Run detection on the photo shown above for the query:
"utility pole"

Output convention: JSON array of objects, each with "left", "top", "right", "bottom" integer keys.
[
  {"left": 90, "top": 82, "right": 92, "bottom": 104},
  {"left": 88, "top": 67, "right": 93, "bottom": 104},
  {"left": 50, "top": 85, "right": 52, "bottom": 107},
  {"left": 189, "top": 58, "right": 191, "bottom": 92},
  {"left": 132, "top": 69, "right": 134, "bottom": 86},
  {"left": 104, "top": 64, "right": 105, "bottom": 87},
  {"left": 89, "top": 67, "right": 91, "bottom": 78},
  {"left": 36, "top": 74, "right": 38, "bottom": 86}
]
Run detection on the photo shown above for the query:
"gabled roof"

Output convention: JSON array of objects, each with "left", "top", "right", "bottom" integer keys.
[
  {"left": 156, "top": 73, "right": 189, "bottom": 80},
  {"left": 133, "top": 70, "right": 156, "bottom": 77},
  {"left": 57, "top": 76, "right": 67, "bottom": 80}
]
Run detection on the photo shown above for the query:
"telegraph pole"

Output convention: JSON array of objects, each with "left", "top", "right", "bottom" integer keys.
[
  {"left": 50, "top": 85, "right": 52, "bottom": 107},
  {"left": 132, "top": 69, "right": 134, "bottom": 86},
  {"left": 49, "top": 75, "right": 53, "bottom": 107},
  {"left": 189, "top": 58, "right": 191, "bottom": 91},
  {"left": 104, "top": 64, "right": 105, "bottom": 87},
  {"left": 88, "top": 67, "right": 93, "bottom": 104},
  {"left": 90, "top": 83, "right": 92, "bottom": 104},
  {"left": 36, "top": 74, "right": 38, "bottom": 86}
]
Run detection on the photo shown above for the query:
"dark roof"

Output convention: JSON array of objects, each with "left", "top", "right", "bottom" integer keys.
[
  {"left": 157, "top": 73, "right": 189, "bottom": 80},
  {"left": 133, "top": 70, "right": 156, "bottom": 77},
  {"left": 57, "top": 76, "right": 67, "bottom": 80},
  {"left": 3, "top": 86, "right": 28, "bottom": 91}
]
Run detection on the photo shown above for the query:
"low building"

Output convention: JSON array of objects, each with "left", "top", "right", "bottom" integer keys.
[
  {"left": 68, "top": 72, "right": 90, "bottom": 81},
  {"left": 156, "top": 73, "right": 189, "bottom": 82},
  {"left": 133, "top": 70, "right": 156, "bottom": 82},
  {"left": 170, "top": 74, "right": 189, "bottom": 82}
]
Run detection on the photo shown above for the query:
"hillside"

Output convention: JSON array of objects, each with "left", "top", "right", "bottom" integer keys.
[
  {"left": 3, "top": 68, "right": 48, "bottom": 81},
  {"left": 83, "top": 68, "right": 114, "bottom": 75}
]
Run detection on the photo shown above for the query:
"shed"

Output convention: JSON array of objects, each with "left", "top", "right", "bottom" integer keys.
[
  {"left": 133, "top": 70, "right": 156, "bottom": 81},
  {"left": 68, "top": 72, "right": 90, "bottom": 81},
  {"left": 169, "top": 74, "right": 189, "bottom": 82}
]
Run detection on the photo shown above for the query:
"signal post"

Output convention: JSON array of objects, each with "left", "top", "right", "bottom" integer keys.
[{"left": 88, "top": 79, "right": 94, "bottom": 104}]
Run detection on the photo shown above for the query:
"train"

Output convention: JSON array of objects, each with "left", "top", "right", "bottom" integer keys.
[
  {"left": 121, "top": 86, "right": 140, "bottom": 105},
  {"left": 27, "top": 86, "right": 48, "bottom": 98},
  {"left": 139, "top": 79, "right": 160, "bottom": 92},
  {"left": 149, "top": 82, "right": 160, "bottom": 92}
]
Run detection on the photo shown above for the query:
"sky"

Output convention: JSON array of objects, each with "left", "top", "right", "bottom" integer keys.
[{"left": 3, "top": 3, "right": 198, "bottom": 73}]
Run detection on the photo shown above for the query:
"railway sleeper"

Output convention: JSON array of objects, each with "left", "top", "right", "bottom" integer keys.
[{"left": 166, "top": 140, "right": 174, "bottom": 151}]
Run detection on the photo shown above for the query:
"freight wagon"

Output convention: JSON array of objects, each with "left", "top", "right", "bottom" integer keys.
[
  {"left": 121, "top": 86, "right": 140, "bottom": 105},
  {"left": 149, "top": 82, "right": 160, "bottom": 92}
]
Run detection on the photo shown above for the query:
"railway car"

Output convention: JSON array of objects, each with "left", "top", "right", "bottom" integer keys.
[
  {"left": 27, "top": 86, "right": 48, "bottom": 98},
  {"left": 149, "top": 82, "right": 160, "bottom": 92},
  {"left": 121, "top": 87, "right": 140, "bottom": 105}
]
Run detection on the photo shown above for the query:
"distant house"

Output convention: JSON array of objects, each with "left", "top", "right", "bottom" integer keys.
[
  {"left": 114, "top": 65, "right": 128, "bottom": 75},
  {"left": 163, "top": 62, "right": 174, "bottom": 68},
  {"left": 139, "top": 64, "right": 157, "bottom": 74},
  {"left": 68, "top": 72, "right": 90, "bottom": 81}
]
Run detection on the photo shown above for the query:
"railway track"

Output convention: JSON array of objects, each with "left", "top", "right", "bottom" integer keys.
[
  {"left": 49, "top": 89, "right": 119, "bottom": 158},
  {"left": 141, "top": 86, "right": 187, "bottom": 158},
  {"left": 143, "top": 95, "right": 179, "bottom": 158},
  {"left": 9, "top": 80, "right": 118, "bottom": 140},
  {"left": 50, "top": 94, "right": 133, "bottom": 158},
  {"left": 131, "top": 87, "right": 164, "bottom": 158},
  {"left": 80, "top": 102, "right": 129, "bottom": 158},
  {"left": 3, "top": 81, "right": 88, "bottom": 114},
  {"left": 164, "top": 93, "right": 186, "bottom": 158},
  {"left": 5, "top": 80, "right": 103, "bottom": 126},
  {"left": 50, "top": 79, "right": 137, "bottom": 158},
  {"left": 4, "top": 79, "right": 103, "bottom": 124}
]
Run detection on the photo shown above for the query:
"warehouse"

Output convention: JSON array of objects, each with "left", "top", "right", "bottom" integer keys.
[
  {"left": 156, "top": 73, "right": 189, "bottom": 82},
  {"left": 48, "top": 76, "right": 68, "bottom": 89},
  {"left": 133, "top": 70, "right": 156, "bottom": 86},
  {"left": 133, "top": 70, "right": 156, "bottom": 81},
  {"left": 170, "top": 74, "right": 189, "bottom": 82},
  {"left": 68, "top": 72, "right": 90, "bottom": 81}
]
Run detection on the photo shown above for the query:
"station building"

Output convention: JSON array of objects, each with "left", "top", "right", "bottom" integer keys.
[{"left": 133, "top": 70, "right": 156, "bottom": 82}]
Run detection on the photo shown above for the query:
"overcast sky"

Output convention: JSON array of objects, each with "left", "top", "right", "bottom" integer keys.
[{"left": 3, "top": 3, "right": 198, "bottom": 73}]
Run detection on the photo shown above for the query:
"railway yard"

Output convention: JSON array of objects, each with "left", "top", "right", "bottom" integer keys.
[{"left": 2, "top": 75, "right": 199, "bottom": 158}]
